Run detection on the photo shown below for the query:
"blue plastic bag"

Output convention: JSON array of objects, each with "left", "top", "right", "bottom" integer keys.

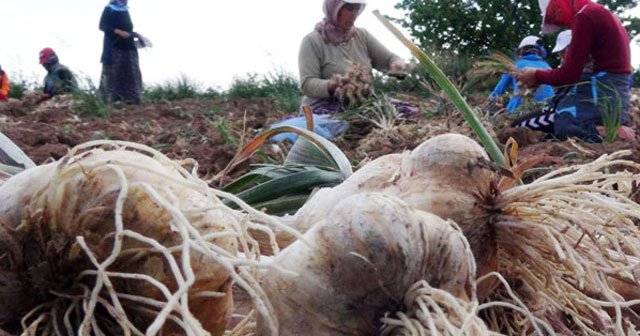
[{"left": 268, "top": 114, "right": 348, "bottom": 143}]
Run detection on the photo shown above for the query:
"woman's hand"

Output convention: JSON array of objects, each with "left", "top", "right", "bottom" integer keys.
[
  {"left": 388, "top": 61, "right": 412, "bottom": 79},
  {"left": 390, "top": 61, "right": 407, "bottom": 72},
  {"left": 114, "top": 29, "right": 131, "bottom": 39},
  {"left": 515, "top": 68, "right": 539, "bottom": 88},
  {"left": 328, "top": 77, "right": 340, "bottom": 96}
]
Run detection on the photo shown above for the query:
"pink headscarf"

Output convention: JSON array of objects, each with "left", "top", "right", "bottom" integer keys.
[{"left": 315, "top": 0, "right": 364, "bottom": 45}]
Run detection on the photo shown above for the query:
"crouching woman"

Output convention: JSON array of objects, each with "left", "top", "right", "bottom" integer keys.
[{"left": 516, "top": 0, "right": 632, "bottom": 142}]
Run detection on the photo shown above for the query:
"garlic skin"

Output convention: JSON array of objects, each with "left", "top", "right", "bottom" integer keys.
[{"left": 259, "top": 192, "right": 471, "bottom": 335}]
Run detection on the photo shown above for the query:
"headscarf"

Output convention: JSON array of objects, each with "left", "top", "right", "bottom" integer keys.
[
  {"left": 539, "top": 0, "right": 590, "bottom": 34},
  {"left": 39, "top": 48, "right": 59, "bottom": 66},
  {"left": 108, "top": 0, "right": 129, "bottom": 12},
  {"left": 315, "top": 0, "right": 365, "bottom": 45}
]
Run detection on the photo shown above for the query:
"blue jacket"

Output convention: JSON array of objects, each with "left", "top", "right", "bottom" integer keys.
[
  {"left": 489, "top": 54, "right": 555, "bottom": 114},
  {"left": 43, "top": 63, "right": 78, "bottom": 96}
]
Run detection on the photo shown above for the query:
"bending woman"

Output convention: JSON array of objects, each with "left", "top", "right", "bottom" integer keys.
[{"left": 298, "top": 0, "right": 417, "bottom": 117}]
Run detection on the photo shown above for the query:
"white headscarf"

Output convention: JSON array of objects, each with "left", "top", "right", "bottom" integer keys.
[{"left": 315, "top": 0, "right": 366, "bottom": 45}]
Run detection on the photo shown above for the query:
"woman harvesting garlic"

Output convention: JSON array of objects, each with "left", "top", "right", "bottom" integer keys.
[{"left": 298, "top": 0, "right": 418, "bottom": 116}]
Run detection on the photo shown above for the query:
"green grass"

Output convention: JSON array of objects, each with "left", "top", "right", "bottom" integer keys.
[
  {"left": 142, "top": 71, "right": 301, "bottom": 113},
  {"left": 225, "top": 69, "right": 301, "bottom": 112},
  {"left": 72, "top": 77, "right": 108, "bottom": 118},
  {"left": 144, "top": 74, "right": 220, "bottom": 102},
  {"left": 596, "top": 81, "right": 623, "bottom": 143},
  {"left": 208, "top": 117, "right": 238, "bottom": 146},
  {"left": 6, "top": 72, "right": 41, "bottom": 99},
  {"left": 8, "top": 79, "right": 29, "bottom": 99}
]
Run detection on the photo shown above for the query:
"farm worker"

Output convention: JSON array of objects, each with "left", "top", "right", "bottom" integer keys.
[
  {"left": 0, "top": 65, "right": 9, "bottom": 101},
  {"left": 488, "top": 36, "right": 555, "bottom": 114},
  {"left": 298, "top": 0, "right": 419, "bottom": 118},
  {"left": 513, "top": 30, "right": 635, "bottom": 141},
  {"left": 511, "top": 30, "right": 579, "bottom": 134},
  {"left": 39, "top": 48, "right": 79, "bottom": 99},
  {"left": 548, "top": 29, "right": 635, "bottom": 140},
  {"left": 99, "top": 0, "right": 143, "bottom": 104},
  {"left": 516, "top": 0, "right": 632, "bottom": 143}
]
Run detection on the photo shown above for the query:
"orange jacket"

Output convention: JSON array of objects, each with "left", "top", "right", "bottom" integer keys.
[{"left": 0, "top": 72, "right": 9, "bottom": 96}]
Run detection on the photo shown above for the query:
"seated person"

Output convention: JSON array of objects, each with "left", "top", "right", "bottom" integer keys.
[
  {"left": 511, "top": 30, "right": 576, "bottom": 134},
  {"left": 39, "top": 48, "right": 78, "bottom": 99},
  {"left": 510, "top": 30, "right": 635, "bottom": 141},
  {"left": 488, "top": 35, "right": 555, "bottom": 114},
  {"left": 298, "top": 0, "right": 418, "bottom": 118},
  {"left": 516, "top": 0, "right": 632, "bottom": 143},
  {"left": 0, "top": 65, "right": 9, "bottom": 101}
]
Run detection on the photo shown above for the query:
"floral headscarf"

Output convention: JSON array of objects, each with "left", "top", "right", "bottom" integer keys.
[
  {"left": 540, "top": 0, "right": 590, "bottom": 34},
  {"left": 315, "top": 0, "right": 365, "bottom": 45},
  {"left": 108, "top": 0, "right": 129, "bottom": 11}
]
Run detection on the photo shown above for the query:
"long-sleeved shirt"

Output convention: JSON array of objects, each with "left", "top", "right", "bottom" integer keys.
[
  {"left": 43, "top": 63, "right": 78, "bottom": 96},
  {"left": 298, "top": 27, "right": 400, "bottom": 107},
  {"left": 535, "top": 2, "right": 631, "bottom": 86},
  {"left": 489, "top": 54, "right": 555, "bottom": 113},
  {"left": 99, "top": 6, "right": 136, "bottom": 64}
]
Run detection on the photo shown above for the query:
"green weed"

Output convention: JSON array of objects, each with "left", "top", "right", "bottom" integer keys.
[
  {"left": 62, "top": 125, "right": 75, "bottom": 135},
  {"left": 144, "top": 75, "right": 220, "bottom": 102},
  {"left": 225, "top": 69, "right": 301, "bottom": 112},
  {"left": 207, "top": 116, "right": 238, "bottom": 146},
  {"left": 596, "top": 81, "right": 623, "bottom": 143},
  {"left": 6, "top": 72, "right": 40, "bottom": 99},
  {"left": 72, "top": 78, "right": 108, "bottom": 118},
  {"left": 206, "top": 106, "right": 223, "bottom": 118}
]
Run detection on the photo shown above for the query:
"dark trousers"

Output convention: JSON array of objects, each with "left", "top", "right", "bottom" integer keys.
[{"left": 512, "top": 72, "right": 630, "bottom": 143}]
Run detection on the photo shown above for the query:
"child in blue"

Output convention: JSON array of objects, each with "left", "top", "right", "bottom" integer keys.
[{"left": 489, "top": 36, "right": 555, "bottom": 114}]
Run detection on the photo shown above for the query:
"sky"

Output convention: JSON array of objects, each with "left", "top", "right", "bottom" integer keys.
[{"left": 0, "top": 0, "right": 638, "bottom": 91}]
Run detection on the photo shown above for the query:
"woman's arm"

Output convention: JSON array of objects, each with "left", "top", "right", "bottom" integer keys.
[
  {"left": 299, "top": 34, "right": 333, "bottom": 98},
  {"left": 99, "top": 7, "right": 114, "bottom": 33},
  {"left": 489, "top": 73, "right": 513, "bottom": 99},
  {"left": 535, "top": 14, "right": 593, "bottom": 86}
]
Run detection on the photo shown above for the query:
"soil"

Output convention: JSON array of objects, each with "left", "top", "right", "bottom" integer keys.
[
  {"left": 0, "top": 95, "right": 292, "bottom": 185},
  {"left": 0, "top": 89, "right": 639, "bottom": 187}
]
